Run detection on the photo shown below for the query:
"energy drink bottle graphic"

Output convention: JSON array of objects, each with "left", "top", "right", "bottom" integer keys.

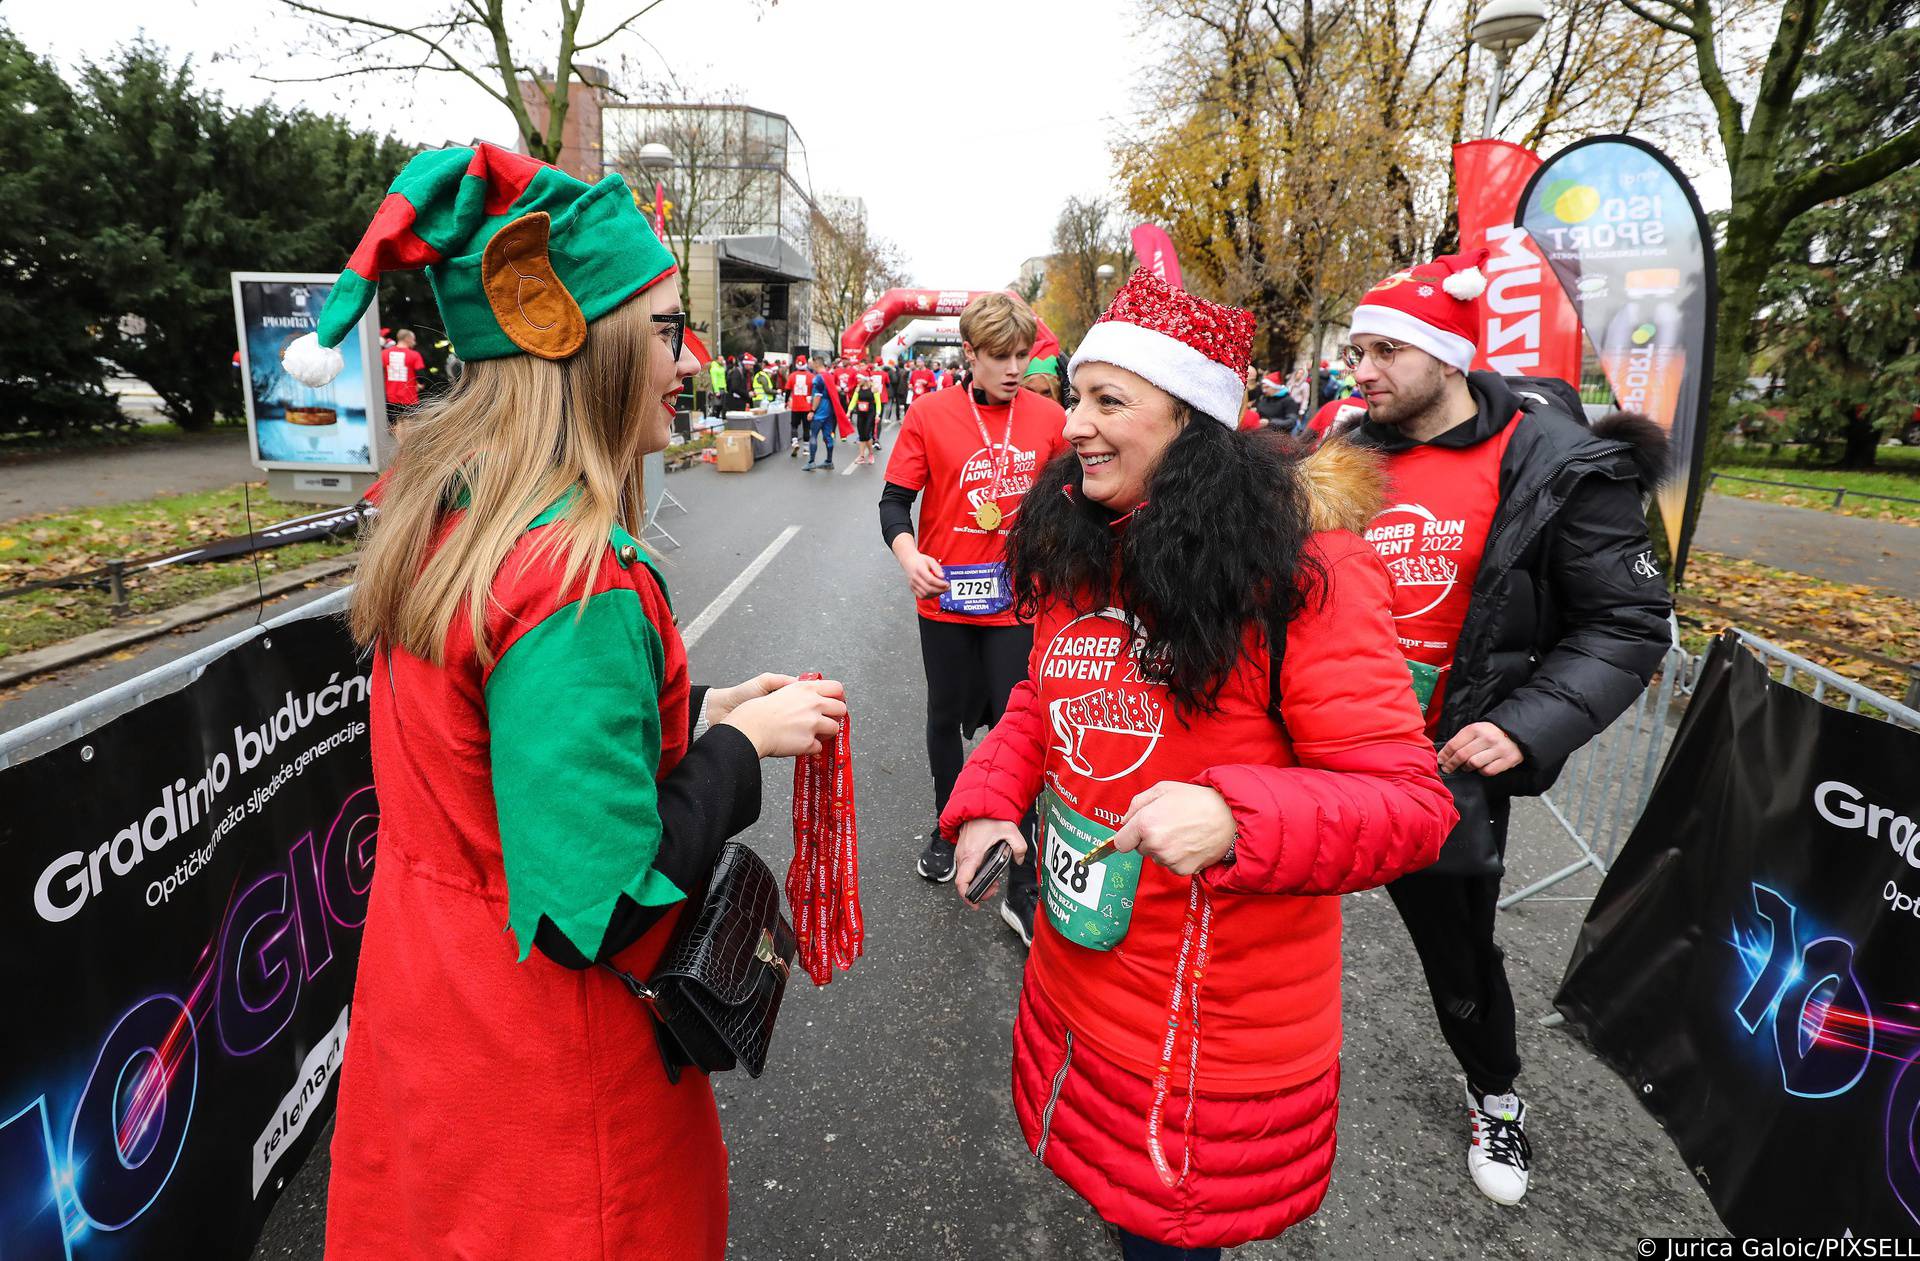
[{"left": 1598, "top": 268, "right": 1686, "bottom": 429}]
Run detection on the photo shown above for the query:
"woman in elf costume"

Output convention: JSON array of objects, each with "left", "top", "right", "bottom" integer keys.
[
  {"left": 943, "top": 271, "right": 1458, "bottom": 1258},
  {"left": 281, "top": 143, "right": 847, "bottom": 1260}
]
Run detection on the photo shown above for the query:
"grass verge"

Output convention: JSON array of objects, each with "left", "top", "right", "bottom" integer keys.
[
  {"left": 1712, "top": 445, "right": 1920, "bottom": 524},
  {"left": 0, "top": 483, "right": 356, "bottom": 660}
]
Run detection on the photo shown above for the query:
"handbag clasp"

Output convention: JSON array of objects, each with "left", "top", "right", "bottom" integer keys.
[{"left": 755, "top": 928, "right": 790, "bottom": 980}]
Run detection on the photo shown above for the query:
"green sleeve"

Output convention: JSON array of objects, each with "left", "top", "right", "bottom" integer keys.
[{"left": 486, "top": 588, "right": 687, "bottom": 961}]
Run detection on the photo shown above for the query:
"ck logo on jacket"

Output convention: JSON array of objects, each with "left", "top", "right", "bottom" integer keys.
[
  {"left": 1631, "top": 550, "right": 1662, "bottom": 582},
  {"left": 1042, "top": 610, "right": 1166, "bottom": 783}
]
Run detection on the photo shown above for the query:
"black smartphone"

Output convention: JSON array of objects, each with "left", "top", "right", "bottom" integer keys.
[{"left": 963, "top": 840, "right": 1013, "bottom": 906}]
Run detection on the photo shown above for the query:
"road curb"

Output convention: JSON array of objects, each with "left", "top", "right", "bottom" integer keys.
[{"left": 0, "top": 555, "right": 357, "bottom": 688}]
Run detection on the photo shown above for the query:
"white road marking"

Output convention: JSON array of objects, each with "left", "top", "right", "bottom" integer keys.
[
  {"left": 841, "top": 457, "right": 863, "bottom": 476},
  {"left": 681, "top": 524, "right": 801, "bottom": 649}
]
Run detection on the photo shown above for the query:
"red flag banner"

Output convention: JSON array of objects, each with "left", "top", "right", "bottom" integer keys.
[
  {"left": 1129, "top": 224, "right": 1184, "bottom": 290},
  {"left": 1453, "top": 140, "right": 1583, "bottom": 388}
]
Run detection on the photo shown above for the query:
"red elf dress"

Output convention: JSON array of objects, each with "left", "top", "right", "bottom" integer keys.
[{"left": 325, "top": 498, "right": 763, "bottom": 1260}]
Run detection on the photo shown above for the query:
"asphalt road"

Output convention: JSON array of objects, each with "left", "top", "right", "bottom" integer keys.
[{"left": 3, "top": 438, "right": 1724, "bottom": 1258}]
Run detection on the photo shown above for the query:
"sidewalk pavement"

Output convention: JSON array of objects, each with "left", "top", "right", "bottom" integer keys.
[
  {"left": 1, "top": 430, "right": 256, "bottom": 522},
  {"left": 1691, "top": 493, "right": 1919, "bottom": 599}
]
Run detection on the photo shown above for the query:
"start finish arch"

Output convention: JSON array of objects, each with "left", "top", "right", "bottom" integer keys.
[{"left": 839, "top": 289, "right": 1060, "bottom": 361}]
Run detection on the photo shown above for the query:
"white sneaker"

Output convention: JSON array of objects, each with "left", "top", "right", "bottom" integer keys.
[{"left": 1465, "top": 1083, "right": 1531, "bottom": 1205}]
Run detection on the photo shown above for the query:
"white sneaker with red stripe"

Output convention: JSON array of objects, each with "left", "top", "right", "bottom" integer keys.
[{"left": 1465, "top": 1083, "right": 1531, "bottom": 1205}]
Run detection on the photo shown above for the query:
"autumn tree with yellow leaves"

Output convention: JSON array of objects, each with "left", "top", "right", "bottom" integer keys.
[{"left": 1112, "top": 0, "right": 1694, "bottom": 369}]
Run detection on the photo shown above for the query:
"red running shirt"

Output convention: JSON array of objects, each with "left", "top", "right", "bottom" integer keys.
[
  {"left": 786, "top": 369, "right": 813, "bottom": 408},
  {"left": 1364, "top": 413, "right": 1520, "bottom": 735},
  {"left": 909, "top": 369, "right": 935, "bottom": 398},
  {"left": 884, "top": 386, "right": 1068, "bottom": 626},
  {"left": 383, "top": 346, "right": 424, "bottom": 405}
]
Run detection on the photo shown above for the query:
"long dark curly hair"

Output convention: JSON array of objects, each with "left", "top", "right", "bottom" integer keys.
[{"left": 1005, "top": 408, "right": 1324, "bottom": 716}]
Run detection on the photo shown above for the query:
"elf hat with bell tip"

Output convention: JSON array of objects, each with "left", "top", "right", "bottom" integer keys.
[
  {"left": 1067, "top": 268, "right": 1255, "bottom": 427},
  {"left": 281, "top": 143, "right": 677, "bottom": 388},
  {"left": 1347, "top": 248, "right": 1490, "bottom": 373}
]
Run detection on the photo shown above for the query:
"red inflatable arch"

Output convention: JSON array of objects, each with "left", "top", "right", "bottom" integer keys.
[{"left": 839, "top": 288, "right": 1060, "bottom": 361}]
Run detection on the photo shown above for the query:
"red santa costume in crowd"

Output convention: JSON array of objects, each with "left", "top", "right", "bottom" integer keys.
[{"left": 939, "top": 272, "right": 1456, "bottom": 1249}]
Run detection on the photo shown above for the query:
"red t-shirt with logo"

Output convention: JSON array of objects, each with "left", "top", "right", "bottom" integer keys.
[
  {"left": 885, "top": 386, "right": 1069, "bottom": 626},
  {"left": 383, "top": 346, "right": 425, "bottom": 405},
  {"left": 1364, "top": 414, "right": 1521, "bottom": 735},
  {"left": 785, "top": 369, "right": 813, "bottom": 409},
  {"left": 909, "top": 369, "right": 935, "bottom": 398}
]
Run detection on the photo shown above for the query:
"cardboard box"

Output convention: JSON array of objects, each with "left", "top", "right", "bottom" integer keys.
[{"left": 716, "top": 430, "right": 757, "bottom": 472}]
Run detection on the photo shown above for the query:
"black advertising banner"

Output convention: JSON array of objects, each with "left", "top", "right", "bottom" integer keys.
[
  {"left": 1515, "top": 135, "right": 1716, "bottom": 581},
  {"left": 0, "top": 613, "right": 377, "bottom": 1260},
  {"left": 1556, "top": 632, "right": 1920, "bottom": 1234}
]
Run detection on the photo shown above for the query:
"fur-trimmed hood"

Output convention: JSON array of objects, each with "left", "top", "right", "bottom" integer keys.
[{"left": 1295, "top": 434, "right": 1388, "bottom": 534}]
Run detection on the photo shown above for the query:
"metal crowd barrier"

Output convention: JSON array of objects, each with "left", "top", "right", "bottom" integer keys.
[
  {"left": 1501, "top": 626, "right": 1920, "bottom": 911},
  {"left": 0, "top": 588, "right": 354, "bottom": 772}
]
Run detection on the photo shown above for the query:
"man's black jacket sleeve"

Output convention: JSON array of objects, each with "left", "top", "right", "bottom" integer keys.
[{"left": 1484, "top": 472, "right": 1672, "bottom": 778}]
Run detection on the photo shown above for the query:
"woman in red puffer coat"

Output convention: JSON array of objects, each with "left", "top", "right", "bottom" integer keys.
[{"left": 942, "top": 270, "right": 1457, "bottom": 1259}]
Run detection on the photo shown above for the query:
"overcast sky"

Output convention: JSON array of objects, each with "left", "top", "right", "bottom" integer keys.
[
  {"left": 16, "top": 0, "right": 1155, "bottom": 287},
  {"left": 18, "top": 0, "right": 1731, "bottom": 286}
]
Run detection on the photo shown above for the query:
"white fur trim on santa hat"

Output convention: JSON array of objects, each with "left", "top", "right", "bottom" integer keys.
[
  {"left": 282, "top": 332, "right": 345, "bottom": 388},
  {"left": 1442, "top": 266, "right": 1487, "bottom": 301},
  {"left": 1348, "top": 304, "right": 1477, "bottom": 373},
  {"left": 1068, "top": 320, "right": 1245, "bottom": 427}
]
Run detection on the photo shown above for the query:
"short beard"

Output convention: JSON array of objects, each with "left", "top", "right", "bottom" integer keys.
[{"left": 1369, "top": 363, "right": 1449, "bottom": 428}]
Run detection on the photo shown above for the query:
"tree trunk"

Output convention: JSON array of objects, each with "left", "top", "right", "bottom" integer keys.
[
  {"left": 1678, "top": 195, "right": 1775, "bottom": 570},
  {"left": 1840, "top": 408, "right": 1880, "bottom": 468}
]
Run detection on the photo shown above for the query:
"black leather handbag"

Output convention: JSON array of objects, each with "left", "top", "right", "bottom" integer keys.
[{"left": 604, "top": 842, "right": 797, "bottom": 1083}]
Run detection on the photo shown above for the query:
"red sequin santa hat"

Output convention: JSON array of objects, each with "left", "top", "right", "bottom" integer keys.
[
  {"left": 1348, "top": 248, "right": 1489, "bottom": 372},
  {"left": 1068, "top": 268, "right": 1255, "bottom": 426}
]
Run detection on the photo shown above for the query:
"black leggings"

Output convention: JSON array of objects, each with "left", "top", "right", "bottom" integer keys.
[
  {"left": 916, "top": 616, "right": 1032, "bottom": 815},
  {"left": 917, "top": 617, "right": 1038, "bottom": 895}
]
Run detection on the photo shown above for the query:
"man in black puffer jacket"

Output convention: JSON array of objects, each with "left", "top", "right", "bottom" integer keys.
[{"left": 1340, "top": 249, "right": 1673, "bottom": 1209}]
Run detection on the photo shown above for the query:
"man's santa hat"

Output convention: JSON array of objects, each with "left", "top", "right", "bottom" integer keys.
[
  {"left": 280, "top": 142, "right": 676, "bottom": 387},
  {"left": 1067, "top": 268, "right": 1255, "bottom": 426},
  {"left": 1347, "top": 248, "right": 1489, "bottom": 373}
]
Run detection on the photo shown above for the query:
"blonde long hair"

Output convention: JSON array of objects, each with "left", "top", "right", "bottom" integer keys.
[{"left": 350, "top": 297, "right": 659, "bottom": 666}]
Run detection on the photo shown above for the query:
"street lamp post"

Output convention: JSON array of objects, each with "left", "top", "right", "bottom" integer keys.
[{"left": 1470, "top": 0, "right": 1550, "bottom": 138}]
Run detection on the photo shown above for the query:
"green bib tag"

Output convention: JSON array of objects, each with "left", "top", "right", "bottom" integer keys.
[
  {"left": 1406, "top": 659, "right": 1440, "bottom": 713},
  {"left": 1039, "top": 789, "right": 1142, "bottom": 951}
]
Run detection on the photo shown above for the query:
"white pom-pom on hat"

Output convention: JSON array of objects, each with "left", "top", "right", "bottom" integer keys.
[
  {"left": 282, "top": 332, "right": 345, "bottom": 387},
  {"left": 1442, "top": 266, "right": 1487, "bottom": 301}
]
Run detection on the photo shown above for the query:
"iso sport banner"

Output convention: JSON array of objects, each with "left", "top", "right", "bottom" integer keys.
[
  {"left": 1555, "top": 632, "right": 1920, "bottom": 1235},
  {"left": 0, "top": 612, "right": 377, "bottom": 1260},
  {"left": 1515, "top": 135, "right": 1716, "bottom": 581}
]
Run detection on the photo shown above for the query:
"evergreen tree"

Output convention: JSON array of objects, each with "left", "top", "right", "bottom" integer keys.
[
  {"left": 81, "top": 42, "right": 420, "bottom": 429},
  {"left": 0, "top": 27, "right": 119, "bottom": 436},
  {"left": 1751, "top": 0, "right": 1920, "bottom": 469}
]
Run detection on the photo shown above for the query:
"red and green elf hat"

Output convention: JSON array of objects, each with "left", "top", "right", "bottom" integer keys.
[{"left": 283, "top": 142, "right": 677, "bottom": 387}]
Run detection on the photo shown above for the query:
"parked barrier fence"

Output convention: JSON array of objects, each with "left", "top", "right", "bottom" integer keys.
[
  {"left": 0, "top": 587, "right": 353, "bottom": 771},
  {"left": 1502, "top": 626, "right": 1920, "bottom": 911}
]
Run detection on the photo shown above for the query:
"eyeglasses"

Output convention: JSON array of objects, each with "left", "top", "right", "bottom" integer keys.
[
  {"left": 1340, "top": 340, "right": 1406, "bottom": 370},
  {"left": 651, "top": 311, "right": 687, "bottom": 360}
]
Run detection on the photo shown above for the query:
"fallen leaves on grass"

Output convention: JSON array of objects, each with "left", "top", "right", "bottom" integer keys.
[{"left": 1683, "top": 550, "right": 1920, "bottom": 698}]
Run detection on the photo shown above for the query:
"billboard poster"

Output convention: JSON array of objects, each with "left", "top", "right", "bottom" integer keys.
[
  {"left": 1452, "top": 139, "right": 1583, "bottom": 387},
  {"left": 232, "top": 272, "right": 384, "bottom": 473},
  {"left": 1515, "top": 136, "right": 1716, "bottom": 579},
  {"left": 1556, "top": 632, "right": 1920, "bottom": 1234},
  {"left": 0, "top": 612, "right": 378, "bottom": 1259}
]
